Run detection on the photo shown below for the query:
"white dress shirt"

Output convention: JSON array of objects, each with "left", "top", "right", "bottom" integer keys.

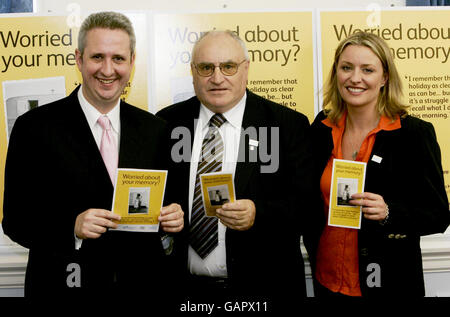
[
  {"left": 75, "top": 86, "right": 121, "bottom": 249},
  {"left": 78, "top": 87, "right": 121, "bottom": 151},
  {"left": 188, "top": 93, "right": 246, "bottom": 277}
]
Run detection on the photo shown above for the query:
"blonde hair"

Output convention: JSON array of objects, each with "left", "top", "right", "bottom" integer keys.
[{"left": 322, "top": 32, "right": 408, "bottom": 123}]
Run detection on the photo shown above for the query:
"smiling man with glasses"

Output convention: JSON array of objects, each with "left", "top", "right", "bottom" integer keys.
[
  {"left": 157, "top": 30, "right": 316, "bottom": 309},
  {"left": 189, "top": 31, "right": 250, "bottom": 114}
]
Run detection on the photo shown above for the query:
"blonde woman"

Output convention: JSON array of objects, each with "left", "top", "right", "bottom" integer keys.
[{"left": 311, "top": 32, "right": 449, "bottom": 297}]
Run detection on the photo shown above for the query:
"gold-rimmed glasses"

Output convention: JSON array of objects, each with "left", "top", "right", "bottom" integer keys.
[{"left": 193, "top": 59, "right": 247, "bottom": 77}]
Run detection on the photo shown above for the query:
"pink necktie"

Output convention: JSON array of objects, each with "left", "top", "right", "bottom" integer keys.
[{"left": 97, "top": 116, "right": 118, "bottom": 185}]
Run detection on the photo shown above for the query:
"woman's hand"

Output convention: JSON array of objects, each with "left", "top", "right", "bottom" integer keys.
[{"left": 350, "top": 192, "right": 389, "bottom": 221}]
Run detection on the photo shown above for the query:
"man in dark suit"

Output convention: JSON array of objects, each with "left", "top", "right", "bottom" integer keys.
[
  {"left": 2, "top": 12, "right": 183, "bottom": 297},
  {"left": 157, "top": 30, "right": 315, "bottom": 307}
]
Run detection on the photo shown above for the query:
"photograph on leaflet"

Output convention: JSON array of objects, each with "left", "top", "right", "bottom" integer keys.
[
  {"left": 336, "top": 178, "right": 358, "bottom": 207},
  {"left": 208, "top": 184, "right": 231, "bottom": 207},
  {"left": 128, "top": 187, "right": 150, "bottom": 215}
]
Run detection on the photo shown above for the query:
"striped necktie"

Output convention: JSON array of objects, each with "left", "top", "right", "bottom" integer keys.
[{"left": 189, "top": 113, "right": 226, "bottom": 259}]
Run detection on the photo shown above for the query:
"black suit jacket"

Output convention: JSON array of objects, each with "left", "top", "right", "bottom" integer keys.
[
  {"left": 311, "top": 110, "right": 450, "bottom": 296},
  {"left": 2, "top": 86, "right": 172, "bottom": 297},
  {"left": 157, "top": 90, "right": 316, "bottom": 300}
]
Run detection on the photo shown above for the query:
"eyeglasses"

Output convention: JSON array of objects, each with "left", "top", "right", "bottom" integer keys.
[{"left": 193, "top": 59, "right": 247, "bottom": 77}]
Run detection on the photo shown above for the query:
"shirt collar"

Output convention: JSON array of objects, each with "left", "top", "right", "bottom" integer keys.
[
  {"left": 199, "top": 92, "right": 247, "bottom": 130},
  {"left": 78, "top": 85, "right": 120, "bottom": 133},
  {"left": 322, "top": 111, "right": 401, "bottom": 133}
]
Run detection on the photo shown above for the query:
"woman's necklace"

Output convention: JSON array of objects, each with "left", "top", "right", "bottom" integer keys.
[
  {"left": 347, "top": 135, "right": 359, "bottom": 160},
  {"left": 345, "top": 117, "right": 362, "bottom": 161},
  {"left": 345, "top": 113, "right": 380, "bottom": 161},
  {"left": 343, "top": 130, "right": 360, "bottom": 160},
  {"left": 351, "top": 148, "right": 358, "bottom": 161}
]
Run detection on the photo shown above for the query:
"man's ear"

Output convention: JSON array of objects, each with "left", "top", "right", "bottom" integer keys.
[{"left": 75, "top": 48, "right": 83, "bottom": 70}]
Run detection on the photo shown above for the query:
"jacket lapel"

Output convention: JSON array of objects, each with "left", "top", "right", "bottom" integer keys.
[
  {"left": 118, "top": 103, "right": 145, "bottom": 168},
  {"left": 62, "top": 86, "right": 114, "bottom": 203},
  {"left": 234, "top": 92, "right": 262, "bottom": 197},
  {"left": 168, "top": 98, "right": 200, "bottom": 213},
  {"left": 365, "top": 128, "right": 400, "bottom": 189}
]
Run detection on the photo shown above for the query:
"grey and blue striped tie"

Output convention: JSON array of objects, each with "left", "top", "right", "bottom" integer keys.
[{"left": 189, "top": 113, "right": 226, "bottom": 259}]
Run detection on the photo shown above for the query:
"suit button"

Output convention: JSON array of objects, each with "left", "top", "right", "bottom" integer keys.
[{"left": 360, "top": 248, "right": 369, "bottom": 256}]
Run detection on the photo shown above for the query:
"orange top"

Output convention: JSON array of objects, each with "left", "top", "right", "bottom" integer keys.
[{"left": 315, "top": 112, "right": 401, "bottom": 296}]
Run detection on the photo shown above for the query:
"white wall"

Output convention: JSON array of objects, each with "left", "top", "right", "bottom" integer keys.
[
  {"left": 35, "top": 0, "right": 406, "bottom": 14},
  {"left": 0, "top": 227, "right": 27, "bottom": 297}
]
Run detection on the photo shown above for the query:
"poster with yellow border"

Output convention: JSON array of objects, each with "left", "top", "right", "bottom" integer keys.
[
  {"left": 0, "top": 12, "right": 148, "bottom": 222},
  {"left": 111, "top": 168, "right": 167, "bottom": 232},
  {"left": 328, "top": 159, "right": 367, "bottom": 229},
  {"left": 318, "top": 7, "right": 450, "bottom": 205},
  {"left": 200, "top": 172, "right": 235, "bottom": 217},
  {"left": 152, "top": 11, "right": 317, "bottom": 122}
]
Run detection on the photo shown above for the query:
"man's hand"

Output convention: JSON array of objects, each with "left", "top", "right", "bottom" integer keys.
[
  {"left": 159, "top": 203, "right": 184, "bottom": 233},
  {"left": 216, "top": 199, "right": 256, "bottom": 231},
  {"left": 75, "top": 208, "right": 121, "bottom": 239}
]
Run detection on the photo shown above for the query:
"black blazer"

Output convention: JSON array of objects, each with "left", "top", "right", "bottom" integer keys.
[
  {"left": 2, "top": 86, "right": 172, "bottom": 297},
  {"left": 157, "top": 90, "right": 316, "bottom": 300},
  {"left": 311, "top": 110, "right": 450, "bottom": 296}
]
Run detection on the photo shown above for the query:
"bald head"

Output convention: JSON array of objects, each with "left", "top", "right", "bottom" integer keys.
[
  {"left": 190, "top": 30, "right": 250, "bottom": 113},
  {"left": 191, "top": 30, "right": 249, "bottom": 63}
]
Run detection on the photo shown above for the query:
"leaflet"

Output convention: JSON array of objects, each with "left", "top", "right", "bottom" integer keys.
[
  {"left": 200, "top": 172, "right": 236, "bottom": 217},
  {"left": 328, "top": 159, "right": 367, "bottom": 229},
  {"left": 111, "top": 168, "right": 167, "bottom": 232}
]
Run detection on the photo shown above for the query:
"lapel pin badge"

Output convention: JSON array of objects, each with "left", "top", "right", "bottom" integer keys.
[
  {"left": 249, "top": 139, "right": 258, "bottom": 151},
  {"left": 371, "top": 155, "right": 383, "bottom": 163}
]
